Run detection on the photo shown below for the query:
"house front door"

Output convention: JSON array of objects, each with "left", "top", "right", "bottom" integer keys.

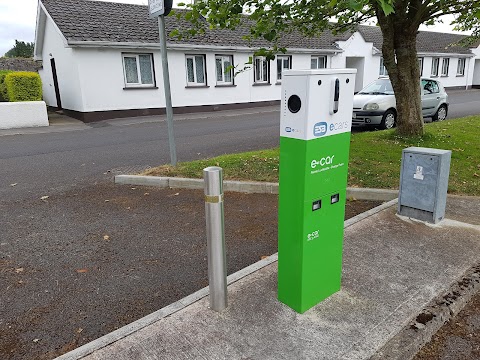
[{"left": 50, "top": 58, "right": 62, "bottom": 109}]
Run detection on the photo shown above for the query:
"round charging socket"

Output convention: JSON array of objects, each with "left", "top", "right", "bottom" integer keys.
[{"left": 287, "top": 95, "right": 302, "bottom": 113}]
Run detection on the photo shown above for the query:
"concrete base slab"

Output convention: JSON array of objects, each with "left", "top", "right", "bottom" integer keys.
[{"left": 72, "top": 196, "right": 480, "bottom": 360}]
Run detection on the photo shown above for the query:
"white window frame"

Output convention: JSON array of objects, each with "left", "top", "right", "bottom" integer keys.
[
  {"left": 441, "top": 58, "right": 450, "bottom": 76},
  {"left": 253, "top": 56, "right": 270, "bottom": 84},
  {"left": 379, "top": 57, "right": 388, "bottom": 76},
  {"left": 311, "top": 55, "right": 327, "bottom": 69},
  {"left": 185, "top": 54, "right": 207, "bottom": 86},
  {"left": 431, "top": 57, "right": 440, "bottom": 77},
  {"left": 418, "top": 57, "right": 424, "bottom": 76},
  {"left": 276, "top": 55, "right": 292, "bottom": 82},
  {"left": 122, "top": 53, "right": 155, "bottom": 88},
  {"left": 215, "top": 55, "right": 234, "bottom": 85},
  {"left": 457, "top": 58, "right": 466, "bottom": 76}
]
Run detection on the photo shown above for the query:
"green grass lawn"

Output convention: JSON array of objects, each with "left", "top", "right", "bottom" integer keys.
[{"left": 143, "top": 116, "right": 480, "bottom": 196}]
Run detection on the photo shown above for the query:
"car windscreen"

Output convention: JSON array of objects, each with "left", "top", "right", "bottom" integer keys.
[{"left": 358, "top": 79, "right": 395, "bottom": 95}]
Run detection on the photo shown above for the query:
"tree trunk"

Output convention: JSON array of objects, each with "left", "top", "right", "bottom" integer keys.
[{"left": 375, "top": 7, "right": 424, "bottom": 137}]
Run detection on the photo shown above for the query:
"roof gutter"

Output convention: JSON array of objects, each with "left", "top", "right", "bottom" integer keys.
[
  {"left": 416, "top": 51, "right": 474, "bottom": 58},
  {"left": 371, "top": 50, "right": 473, "bottom": 57},
  {"left": 66, "top": 40, "right": 343, "bottom": 54}
]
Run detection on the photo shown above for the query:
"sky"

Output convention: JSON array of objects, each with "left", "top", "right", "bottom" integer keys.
[{"left": 0, "top": 0, "right": 470, "bottom": 57}]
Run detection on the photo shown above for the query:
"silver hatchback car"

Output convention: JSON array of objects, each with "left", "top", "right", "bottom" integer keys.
[{"left": 352, "top": 77, "right": 449, "bottom": 129}]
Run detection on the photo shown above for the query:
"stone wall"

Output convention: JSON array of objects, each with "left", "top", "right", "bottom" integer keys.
[{"left": 0, "top": 58, "right": 42, "bottom": 72}]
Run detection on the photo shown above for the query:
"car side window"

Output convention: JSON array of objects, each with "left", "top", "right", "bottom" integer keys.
[{"left": 422, "top": 80, "right": 439, "bottom": 94}]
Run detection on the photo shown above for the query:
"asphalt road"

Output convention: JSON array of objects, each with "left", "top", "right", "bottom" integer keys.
[
  {"left": 446, "top": 89, "right": 480, "bottom": 119},
  {"left": 0, "top": 108, "right": 280, "bottom": 202},
  {"left": 1, "top": 89, "right": 480, "bottom": 203}
]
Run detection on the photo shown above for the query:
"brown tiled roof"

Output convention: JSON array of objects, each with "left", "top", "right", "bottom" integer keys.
[
  {"left": 41, "top": 0, "right": 342, "bottom": 50},
  {"left": 357, "top": 25, "right": 471, "bottom": 54}
]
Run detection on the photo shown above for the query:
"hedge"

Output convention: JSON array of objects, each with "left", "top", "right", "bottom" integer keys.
[
  {"left": 4, "top": 71, "right": 42, "bottom": 102},
  {"left": 0, "top": 70, "right": 13, "bottom": 102}
]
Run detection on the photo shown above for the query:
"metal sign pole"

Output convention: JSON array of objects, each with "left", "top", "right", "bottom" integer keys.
[{"left": 157, "top": 15, "right": 177, "bottom": 166}]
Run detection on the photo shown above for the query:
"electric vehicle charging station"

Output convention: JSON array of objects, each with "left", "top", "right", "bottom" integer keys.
[{"left": 278, "top": 69, "right": 356, "bottom": 313}]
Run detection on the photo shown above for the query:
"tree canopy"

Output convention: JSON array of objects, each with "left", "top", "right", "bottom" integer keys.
[
  {"left": 175, "top": 0, "right": 480, "bottom": 136},
  {"left": 4, "top": 40, "right": 35, "bottom": 58}
]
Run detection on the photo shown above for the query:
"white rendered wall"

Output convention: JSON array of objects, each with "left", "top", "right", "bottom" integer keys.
[
  {"left": 337, "top": 32, "right": 475, "bottom": 90},
  {"left": 421, "top": 56, "right": 472, "bottom": 88},
  {"left": 345, "top": 57, "right": 365, "bottom": 92},
  {"left": 75, "top": 48, "right": 338, "bottom": 112},
  {"left": 39, "top": 15, "right": 479, "bottom": 115},
  {"left": 470, "top": 47, "right": 480, "bottom": 86},
  {"left": 473, "top": 60, "right": 480, "bottom": 86},
  {"left": 336, "top": 33, "right": 379, "bottom": 89},
  {"left": 38, "top": 18, "right": 84, "bottom": 110},
  {"left": 75, "top": 48, "right": 163, "bottom": 112},
  {"left": 0, "top": 101, "right": 48, "bottom": 129}
]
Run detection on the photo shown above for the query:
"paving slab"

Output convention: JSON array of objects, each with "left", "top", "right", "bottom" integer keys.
[{"left": 75, "top": 196, "right": 480, "bottom": 360}]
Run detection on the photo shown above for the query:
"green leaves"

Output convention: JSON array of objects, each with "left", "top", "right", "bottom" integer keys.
[
  {"left": 377, "top": 0, "right": 395, "bottom": 15},
  {"left": 171, "top": 0, "right": 478, "bottom": 53},
  {"left": 348, "top": 0, "right": 364, "bottom": 11},
  {"left": 264, "top": 29, "right": 277, "bottom": 42},
  {"left": 254, "top": 48, "right": 276, "bottom": 60},
  {"left": 328, "top": 0, "right": 338, "bottom": 7},
  {"left": 3, "top": 71, "right": 42, "bottom": 102},
  {"left": 4, "top": 40, "right": 34, "bottom": 58},
  {"left": 451, "top": 0, "right": 480, "bottom": 44}
]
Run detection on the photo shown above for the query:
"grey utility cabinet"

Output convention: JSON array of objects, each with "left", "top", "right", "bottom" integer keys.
[{"left": 398, "top": 147, "right": 452, "bottom": 224}]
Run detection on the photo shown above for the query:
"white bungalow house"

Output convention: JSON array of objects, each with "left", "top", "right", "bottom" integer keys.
[
  {"left": 337, "top": 26, "right": 477, "bottom": 93},
  {"left": 34, "top": 0, "right": 480, "bottom": 122}
]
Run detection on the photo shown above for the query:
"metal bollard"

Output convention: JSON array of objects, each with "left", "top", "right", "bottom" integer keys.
[{"left": 203, "top": 166, "right": 227, "bottom": 311}]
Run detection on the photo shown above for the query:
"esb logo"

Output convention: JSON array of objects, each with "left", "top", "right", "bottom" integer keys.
[{"left": 313, "top": 122, "right": 328, "bottom": 137}]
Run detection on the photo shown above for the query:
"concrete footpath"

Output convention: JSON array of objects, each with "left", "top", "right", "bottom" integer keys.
[
  {"left": 0, "top": 111, "right": 88, "bottom": 136},
  {"left": 59, "top": 196, "right": 480, "bottom": 360},
  {"left": 0, "top": 105, "right": 280, "bottom": 137}
]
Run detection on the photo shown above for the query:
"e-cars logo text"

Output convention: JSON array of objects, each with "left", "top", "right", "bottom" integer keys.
[
  {"left": 313, "top": 122, "right": 328, "bottom": 137},
  {"left": 329, "top": 121, "right": 349, "bottom": 132}
]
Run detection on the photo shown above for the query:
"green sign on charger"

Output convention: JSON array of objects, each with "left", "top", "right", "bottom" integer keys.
[{"left": 278, "top": 69, "right": 357, "bottom": 313}]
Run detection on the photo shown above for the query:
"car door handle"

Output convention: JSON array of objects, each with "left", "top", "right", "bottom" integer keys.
[{"left": 436, "top": 97, "right": 440, "bottom": 100}]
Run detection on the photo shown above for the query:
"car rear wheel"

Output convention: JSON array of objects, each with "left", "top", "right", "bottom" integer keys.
[
  {"left": 379, "top": 110, "right": 396, "bottom": 130},
  {"left": 432, "top": 104, "right": 447, "bottom": 122}
]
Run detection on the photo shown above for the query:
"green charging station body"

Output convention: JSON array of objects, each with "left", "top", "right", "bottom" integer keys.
[{"left": 278, "top": 69, "right": 356, "bottom": 313}]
